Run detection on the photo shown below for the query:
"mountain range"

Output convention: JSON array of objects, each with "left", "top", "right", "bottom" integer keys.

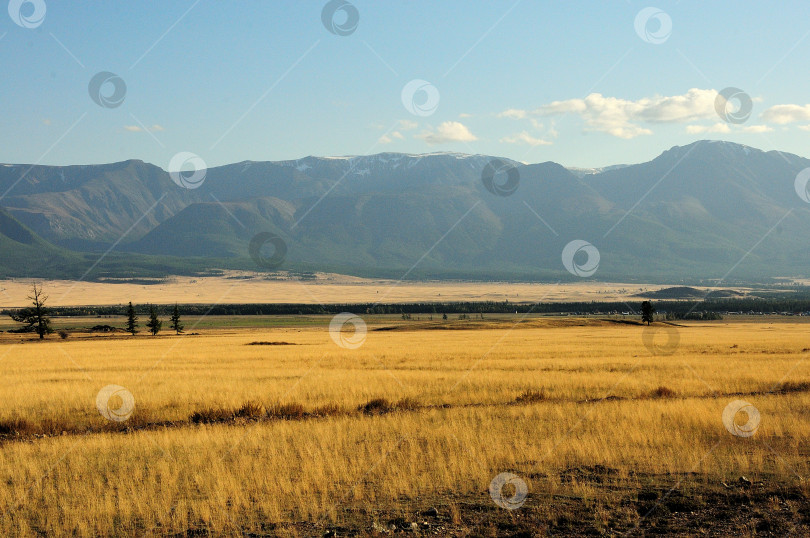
[{"left": 1, "top": 140, "right": 808, "bottom": 283}]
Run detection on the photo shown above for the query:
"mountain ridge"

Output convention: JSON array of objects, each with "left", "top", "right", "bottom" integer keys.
[{"left": 1, "top": 140, "right": 808, "bottom": 283}]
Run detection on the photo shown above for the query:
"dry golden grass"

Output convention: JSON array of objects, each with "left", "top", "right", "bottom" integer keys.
[{"left": 1, "top": 318, "right": 809, "bottom": 535}]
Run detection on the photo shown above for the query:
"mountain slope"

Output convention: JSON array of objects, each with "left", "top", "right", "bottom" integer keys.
[
  {"left": 0, "top": 160, "right": 194, "bottom": 248},
  {"left": 1, "top": 142, "right": 809, "bottom": 282},
  {"left": 0, "top": 207, "right": 85, "bottom": 277}
]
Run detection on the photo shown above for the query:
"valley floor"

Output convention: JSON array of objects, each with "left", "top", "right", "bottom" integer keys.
[
  {"left": 1, "top": 317, "right": 809, "bottom": 536},
  {"left": 0, "top": 273, "right": 696, "bottom": 307}
]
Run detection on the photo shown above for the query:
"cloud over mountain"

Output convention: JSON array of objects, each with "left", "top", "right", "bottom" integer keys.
[
  {"left": 502, "top": 88, "right": 719, "bottom": 139},
  {"left": 417, "top": 121, "right": 478, "bottom": 144},
  {"left": 761, "top": 104, "right": 810, "bottom": 124}
]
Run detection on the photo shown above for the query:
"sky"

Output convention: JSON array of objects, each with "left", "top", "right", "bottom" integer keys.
[{"left": 1, "top": 0, "right": 810, "bottom": 169}]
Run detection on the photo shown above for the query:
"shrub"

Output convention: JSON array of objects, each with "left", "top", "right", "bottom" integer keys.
[
  {"left": 649, "top": 386, "right": 676, "bottom": 398},
  {"left": 358, "top": 398, "right": 419, "bottom": 415},
  {"left": 358, "top": 398, "right": 394, "bottom": 416},
  {"left": 189, "top": 407, "right": 233, "bottom": 424},
  {"left": 234, "top": 401, "right": 265, "bottom": 419},
  {"left": 0, "top": 417, "right": 34, "bottom": 436},
  {"left": 58, "top": 330, "right": 69, "bottom": 340}
]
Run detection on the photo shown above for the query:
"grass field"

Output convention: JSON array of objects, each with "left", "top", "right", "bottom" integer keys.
[
  {"left": 0, "top": 273, "right": 686, "bottom": 307},
  {"left": 2, "top": 316, "right": 810, "bottom": 536}
]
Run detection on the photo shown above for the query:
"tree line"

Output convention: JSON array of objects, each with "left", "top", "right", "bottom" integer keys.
[
  {"left": 5, "top": 283, "right": 739, "bottom": 340},
  {"left": 124, "top": 301, "right": 183, "bottom": 336},
  {"left": 8, "top": 298, "right": 785, "bottom": 319},
  {"left": 7, "top": 284, "right": 183, "bottom": 339}
]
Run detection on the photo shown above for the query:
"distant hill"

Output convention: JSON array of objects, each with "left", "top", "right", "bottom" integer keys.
[
  {"left": 1, "top": 141, "right": 809, "bottom": 282},
  {"left": 633, "top": 286, "right": 747, "bottom": 300},
  {"left": 0, "top": 207, "right": 84, "bottom": 277}
]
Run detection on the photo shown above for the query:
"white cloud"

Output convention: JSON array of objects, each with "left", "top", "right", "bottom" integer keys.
[
  {"left": 537, "top": 99, "right": 587, "bottom": 115},
  {"left": 151, "top": 124, "right": 165, "bottom": 131},
  {"left": 534, "top": 89, "right": 718, "bottom": 139},
  {"left": 398, "top": 119, "right": 418, "bottom": 131},
  {"left": 500, "top": 131, "right": 552, "bottom": 146},
  {"left": 761, "top": 104, "right": 810, "bottom": 124},
  {"left": 417, "top": 121, "right": 478, "bottom": 145},
  {"left": 740, "top": 124, "right": 773, "bottom": 133},
  {"left": 686, "top": 123, "right": 731, "bottom": 134},
  {"left": 685, "top": 123, "right": 772, "bottom": 134},
  {"left": 635, "top": 89, "right": 718, "bottom": 123},
  {"left": 459, "top": 113, "right": 473, "bottom": 118},
  {"left": 498, "top": 108, "right": 528, "bottom": 120},
  {"left": 503, "top": 89, "right": 795, "bottom": 138},
  {"left": 601, "top": 124, "right": 653, "bottom": 139},
  {"left": 799, "top": 125, "right": 810, "bottom": 132}
]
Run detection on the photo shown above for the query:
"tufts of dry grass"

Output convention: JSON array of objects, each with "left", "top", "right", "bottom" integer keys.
[
  {"left": 1, "top": 320, "right": 810, "bottom": 535},
  {"left": 0, "top": 417, "right": 34, "bottom": 436},
  {"left": 515, "top": 389, "right": 547, "bottom": 403},
  {"left": 266, "top": 402, "right": 307, "bottom": 420},
  {"left": 773, "top": 381, "right": 810, "bottom": 394},
  {"left": 309, "top": 403, "right": 346, "bottom": 418},
  {"left": 649, "top": 386, "right": 677, "bottom": 398},
  {"left": 234, "top": 401, "right": 265, "bottom": 419},
  {"left": 189, "top": 407, "right": 235, "bottom": 424},
  {"left": 357, "top": 397, "right": 420, "bottom": 415}
]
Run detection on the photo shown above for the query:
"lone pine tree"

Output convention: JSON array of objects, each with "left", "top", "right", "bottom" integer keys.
[
  {"left": 170, "top": 303, "right": 183, "bottom": 334},
  {"left": 126, "top": 302, "right": 139, "bottom": 335},
  {"left": 9, "top": 283, "right": 52, "bottom": 339},
  {"left": 146, "top": 304, "right": 162, "bottom": 336}
]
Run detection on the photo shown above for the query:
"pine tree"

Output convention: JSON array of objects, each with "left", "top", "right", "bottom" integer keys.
[
  {"left": 9, "top": 283, "right": 52, "bottom": 339},
  {"left": 170, "top": 303, "right": 183, "bottom": 334},
  {"left": 126, "top": 302, "right": 138, "bottom": 335},
  {"left": 641, "top": 301, "right": 655, "bottom": 325},
  {"left": 146, "top": 304, "right": 162, "bottom": 336}
]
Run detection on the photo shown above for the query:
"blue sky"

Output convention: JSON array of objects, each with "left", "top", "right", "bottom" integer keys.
[{"left": 2, "top": 0, "right": 810, "bottom": 169}]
